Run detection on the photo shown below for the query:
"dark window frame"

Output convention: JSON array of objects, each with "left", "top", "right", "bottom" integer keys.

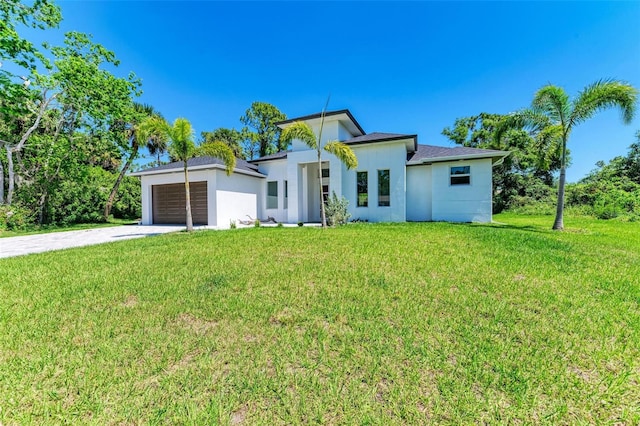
[
  {"left": 378, "top": 169, "right": 390, "bottom": 207},
  {"left": 450, "top": 166, "right": 471, "bottom": 186},
  {"left": 357, "top": 171, "right": 368, "bottom": 207},
  {"left": 267, "top": 181, "right": 278, "bottom": 209}
]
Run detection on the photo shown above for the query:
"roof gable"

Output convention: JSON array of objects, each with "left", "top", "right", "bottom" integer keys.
[
  {"left": 276, "top": 109, "right": 365, "bottom": 137},
  {"left": 343, "top": 132, "right": 418, "bottom": 152},
  {"left": 407, "top": 144, "right": 509, "bottom": 164},
  {"left": 131, "top": 156, "right": 265, "bottom": 177}
]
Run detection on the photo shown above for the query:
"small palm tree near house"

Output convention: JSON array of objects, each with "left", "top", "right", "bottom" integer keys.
[
  {"left": 150, "top": 117, "right": 236, "bottom": 231},
  {"left": 281, "top": 111, "right": 358, "bottom": 228},
  {"left": 497, "top": 79, "right": 638, "bottom": 230}
]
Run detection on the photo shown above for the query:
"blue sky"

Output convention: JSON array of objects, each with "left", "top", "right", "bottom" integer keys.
[{"left": 46, "top": 1, "right": 640, "bottom": 181}]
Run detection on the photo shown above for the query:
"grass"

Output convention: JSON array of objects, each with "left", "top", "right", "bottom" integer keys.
[
  {"left": 0, "top": 214, "right": 638, "bottom": 424},
  {"left": 0, "top": 218, "right": 136, "bottom": 238}
]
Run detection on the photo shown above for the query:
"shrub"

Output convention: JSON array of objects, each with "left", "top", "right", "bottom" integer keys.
[
  {"left": 325, "top": 191, "right": 351, "bottom": 226},
  {"left": 254, "top": 219, "right": 260, "bottom": 228},
  {"left": 297, "top": 221, "right": 303, "bottom": 227},
  {"left": 0, "top": 204, "right": 34, "bottom": 231},
  {"left": 230, "top": 220, "right": 237, "bottom": 229}
]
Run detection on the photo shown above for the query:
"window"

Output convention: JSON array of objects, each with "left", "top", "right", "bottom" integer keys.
[
  {"left": 284, "top": 180, "right": 288, "bottom": 209},
  {"left": 357, "top": 171, "right": 368, "bottom": 207},
  {"left": 450, "top": 166, "right": 471, "bottom": 185},
  {"left": 322, "top": 185, "right": 329, "bottom": 203},
  {"left": 378, "top": 169, "right": 390, "bottom": 206},
  {"left": 322, "top": 168, "right": 330, "bottom": 178},
  {"left": 267, "top": 181, "right": 278, "bottom": 209}
]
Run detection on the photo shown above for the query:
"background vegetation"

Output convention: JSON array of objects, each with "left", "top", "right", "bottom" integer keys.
[{"left": 1, "top": 0, "right": 637, "bottom": 233}]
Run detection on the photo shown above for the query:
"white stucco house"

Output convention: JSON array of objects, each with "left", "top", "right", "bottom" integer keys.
[{"left": 131, "top": 109, "right": 509, "bottom": 228}]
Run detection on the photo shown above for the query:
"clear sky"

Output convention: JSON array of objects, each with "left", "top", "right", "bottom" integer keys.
[{"left": 45, "top": 1, "right": 640, "bottom": 181}]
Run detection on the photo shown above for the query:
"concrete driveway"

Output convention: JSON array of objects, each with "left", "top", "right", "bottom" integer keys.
[{"left": 0, "top": 225, "right": 187, "bottom": 259}]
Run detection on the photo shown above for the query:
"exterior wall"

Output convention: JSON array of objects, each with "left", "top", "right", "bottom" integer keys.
[
  {"left": 431, "top": 158, "right": 493, "bottom": 222},
  {"left": 254, "top": 159, "right": 288, "bottom": 222},
  {"left": 406, "top": 165, "right": 432, "bottom": 221},
  {"left": 140, "top": 169, "right": 215, "bottom": 226},
  {"left": 139, "top": 168, "right": 263, "bottom": 228},
  {"left": 214, "top": 169, "right": 263, "bottom": 229},
  {"left": 290, "top": 119, "right": 341, "bottom": 152},
  {"left": 343, "top": 141, "right": 407, "bottom": 222}
]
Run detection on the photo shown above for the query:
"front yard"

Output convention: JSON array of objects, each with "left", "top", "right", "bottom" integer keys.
[{"left": 1, "top": 214, "right": 638, "bottom": 424}]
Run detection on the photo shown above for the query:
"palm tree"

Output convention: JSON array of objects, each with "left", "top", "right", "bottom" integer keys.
[
  {"left": 280, "top": 111, "right": 358, "bottom": 228},
  {"left": 153, "top": 117, "right": 236, "bottom": 231},
  {"left": 497, "top": 79, "right": 637, "bottom": 230},
  {"left": 104, "top": 103, "right": 167, "bottom": 221}
]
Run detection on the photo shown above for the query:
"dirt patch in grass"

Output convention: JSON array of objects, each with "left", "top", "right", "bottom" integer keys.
[
  {"left": 230, "top": 404, "right": 248, "bottom": 425},
  {"left": 175, "top": 313, "right": 218, "bottom": 335},
  {"left": 121, "top": 295, "right": 138, "bottom": 308}
]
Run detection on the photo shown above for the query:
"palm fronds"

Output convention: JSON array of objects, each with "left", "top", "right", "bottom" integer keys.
[
  {"left": 280, "top": 121, "right": 317, "bottom": 150},
  {"left": 324, "top": 141, "right": 358, "bottom": 170},
  {"left": 570, "top": 79, "right": 638, "bottom": 126},
  {"left": 199, "top": 141, "right": 236, "bottom": 175}
]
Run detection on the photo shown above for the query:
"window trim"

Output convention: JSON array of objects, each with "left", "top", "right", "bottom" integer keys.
[
  {"left": 450, "top": 166, "right": 471, "bottom": 186},
  {"left": 356, "top": 171, "right": 368, "bottom": 207},
  {"left": 267, "top": 181, "right": 278, "bottom": 209},
  {"left": 377, "top": 169, "right": 390, "bottom": 207},
  {"left": 284, "top": 180, "right": 288, "bottom": 210}
]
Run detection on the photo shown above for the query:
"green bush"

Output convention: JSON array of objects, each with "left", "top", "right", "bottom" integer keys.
[
  {"left": 325, "top": 191, "right": 351, "bottom": 226},
  {"left": 0, "top": 204, "right": 35, "bottom": 231}
]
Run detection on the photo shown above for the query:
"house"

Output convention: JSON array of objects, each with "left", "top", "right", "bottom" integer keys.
[{"left": 131, "top": 110, "right": 509, "bottom": 228}]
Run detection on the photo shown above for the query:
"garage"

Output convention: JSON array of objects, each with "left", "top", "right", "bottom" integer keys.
[{"left": 152, "top": 181, "right": 208, "bottom": 225}]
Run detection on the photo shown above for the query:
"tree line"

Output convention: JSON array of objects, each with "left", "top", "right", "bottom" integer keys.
[{"left": 0, "top": 1, "right": 289, "bottom": 230}]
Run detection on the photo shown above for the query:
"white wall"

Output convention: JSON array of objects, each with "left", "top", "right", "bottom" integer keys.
[
  {"left": 342, "top": 141, "right": 407, "bottom": 222},
  {"left": 214, "top": 169, "right": 263, "bottom": 228},
  {"left": 406, "top": 165, "right": 432, "bottom": 221},
  {"left": 254, "top": 159, "right": 288, "bottom": 222},
  {"left": 431, "top": 158, "right": 493, "bottom": 222},
  {"left": 139, "top": 168, "right": 264, "bottom": 228},
  {"left": 139, "top": 169, "right": 214, "bottom": 226}
]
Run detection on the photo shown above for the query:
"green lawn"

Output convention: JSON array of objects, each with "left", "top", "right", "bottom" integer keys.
[{"left": 1, "top": 214, "right": 638, "bottom": 424}]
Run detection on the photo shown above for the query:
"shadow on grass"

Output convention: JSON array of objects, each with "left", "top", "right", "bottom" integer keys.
[{"left": 463, "top": 221, "right": 553, "bottom": 235}]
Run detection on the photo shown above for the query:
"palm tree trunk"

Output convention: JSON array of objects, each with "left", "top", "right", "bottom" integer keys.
[
  {"left": 104, "top": 144, "right": 138, "bottom": 221},
  {"left": 318, "top": 150, "right": 326, "bottom": 228},
  {"left": 184, "top": 161, "right": 193, "bottom": 232},
  {"left": 552, "top": 138, "right": 568, "bottom": 230}
]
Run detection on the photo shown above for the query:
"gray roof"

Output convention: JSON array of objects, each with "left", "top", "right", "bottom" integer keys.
[
  {"left": 343, "top": 132, "right": 417, "bottom": 145},
  {"left": 408, "top": 144, "right": 509, "bottom": 162},
  {"left": 250, "top": 151, "right": 288, "bottom": 163},
  {"left": 133, "top": 156, "right": 263, "bottom": 175}
]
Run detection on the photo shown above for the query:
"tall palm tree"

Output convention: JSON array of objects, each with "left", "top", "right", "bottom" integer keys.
[
  {"left": 497, "top": 79, "right": 637, "bottom": 230},
  {"left": 280, "top": 111, "right": 358, "bottom": 228},
  {"left": 153, "top": 117, "right": 236, "bottom": 231},
  {"left": 104, "top": 103, "right": 166, "bottom": 220}
]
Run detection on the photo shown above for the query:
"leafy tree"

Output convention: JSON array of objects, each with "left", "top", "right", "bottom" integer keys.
[
  {"left": 281, "top": 111, "right": 357, "bottom": 228},
  {"left": 201, "top": 127, "right": 244, "bottom": 159},
  {"left": 104, "top": 103, "right": 166, "bottom": 220},
  {"left": 151, "top": 117, "right": 236, "bottom": 231},
  {"left": 240, "top": 102, "right": 287, "bottom": 159},
  {"left": 497, "top": 80, "right": 638, "bottom": 230},
  {"left": 443, "top": 112, "right": 563, "bottom": 212},
  {"left": 0, "top": 31, "right": 139, "bottom": 206}
]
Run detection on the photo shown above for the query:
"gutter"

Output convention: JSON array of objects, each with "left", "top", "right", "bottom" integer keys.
[
  {"left": 130, "top": 163, "right": 266, "bottom": 178},
  {"left": 406, "top": 151, "right": 510, "bottom": 166}
]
